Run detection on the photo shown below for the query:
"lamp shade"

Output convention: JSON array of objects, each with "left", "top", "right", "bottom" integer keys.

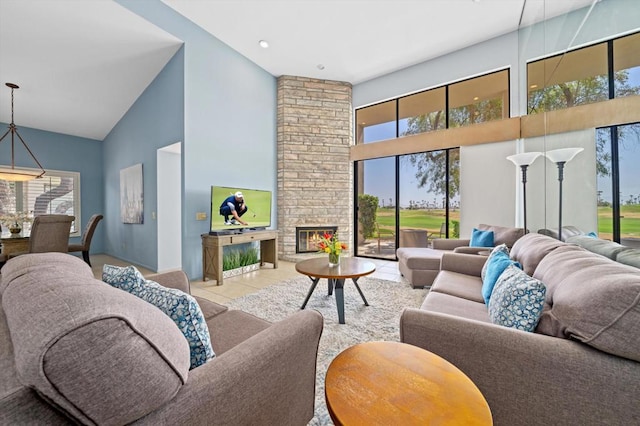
[
  {"left": 507, "top": 152, "right": 543, "bottom": 166},
  {"left": 544, "top": 148, "right": 584, "bottom": 163},
  {"left": 0, "top": 166, "right": 44, "bottom": 181}
]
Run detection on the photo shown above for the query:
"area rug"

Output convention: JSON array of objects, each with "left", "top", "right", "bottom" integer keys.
[{"left": 227, "top": 276, "right": 428, "bottom": 425}]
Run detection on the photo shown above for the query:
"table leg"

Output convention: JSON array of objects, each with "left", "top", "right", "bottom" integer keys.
[
  {"left": 335, "top": 278, "right": 345, "bottom": 324},
  {"left": 328, "top": 278, "right": 335, "bottom": 296},
  {"left": 352, "top": 278, "right": 369, "bottom": 306},
  {"left": 301, "top": 277, "right": 320, "bottom": 309}
]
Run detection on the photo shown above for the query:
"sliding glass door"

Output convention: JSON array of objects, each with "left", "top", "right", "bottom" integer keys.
[{"left": 597, "top": 122, "right": 640, "bottom": 244}]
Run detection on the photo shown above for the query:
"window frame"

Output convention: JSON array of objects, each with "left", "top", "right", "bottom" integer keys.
[{"left": 1, "top": 168, "right": 81, "bottom": 237}]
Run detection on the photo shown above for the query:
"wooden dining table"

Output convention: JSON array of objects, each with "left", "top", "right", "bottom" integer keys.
[{"left": 0, "top": 232, "right": 30, "bottom": 256}]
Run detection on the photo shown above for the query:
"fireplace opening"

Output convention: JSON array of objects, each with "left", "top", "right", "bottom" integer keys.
[{"left": 296, "top": 226, "right": 338, "bottom": 253}]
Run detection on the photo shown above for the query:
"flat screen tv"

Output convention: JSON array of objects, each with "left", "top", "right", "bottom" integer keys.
[{"left": 210, "top": 186, "right": 272, "bottom": 234}]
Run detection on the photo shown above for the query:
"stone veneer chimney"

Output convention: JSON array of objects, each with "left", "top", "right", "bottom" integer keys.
[{"left": 277, "top": 76, "right": 353, "bottom": 261}]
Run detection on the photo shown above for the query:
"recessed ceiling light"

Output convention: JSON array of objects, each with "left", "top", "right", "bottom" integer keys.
[
  {"left": 317, "top": 64, "right": 325, "bottom": 70},
  {"left": 473, "top": 96, "right": 479, "bottom": 101},
  {"left": 258, "top": 40, "right": 269, "bottom": 48},
  {"left": 530, "top": 84, "right": 538, "bottom": 89}
]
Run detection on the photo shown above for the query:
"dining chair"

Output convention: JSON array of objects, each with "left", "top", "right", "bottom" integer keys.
[
  {"left": 68, "top": 214, "right": 103, "bottom": 266},
  {"left": 8, "top": 215, "right": 75, "bottom": 259}
]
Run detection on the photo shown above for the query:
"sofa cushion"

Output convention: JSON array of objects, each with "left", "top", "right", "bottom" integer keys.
[
  {"left": 103, "top": 265, "right": 215, "bottom": 369},
  {"left": 488, "top": 265, "right": 546, "bottom": 332},
  {"left": 477, "top": 223, "right": 525, "bottom": 248},
  {"left": 533, "top": 246, "right": 640, "bottom": 362},
  {"left": 566, "top": 235, "right": 628, "bottom": 260},
  {"left": 470, "top": 228, "right": 494, "bottom": 247},
  {"left": 616, "top": 248, "right": 640, "bottom": 269},
  {"left": 430, "top": 270, "right": 485, "bottom": 304},
  {"left": 421, "top": 291, "right": 491, "bottom": 323},
  {"left": 510, "top": 233, "right": 565, "bottom": 275},
  {"left": 1, "top": 253, "right": 190, "bottom": 425}
]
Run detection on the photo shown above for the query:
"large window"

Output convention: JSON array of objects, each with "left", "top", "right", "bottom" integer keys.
[
  {"left": 355, "top": 100, "right": 396, "bottom": 144},
  {"left": 354, "top": 70, "right": 507, "bottom": 259},
  {"left": 528, "top": 31, "right": 640, "bottom": 114},
  {"left": 597, "top": 123, "right": 640, "bottom": 244},
  {"left": 355, "top": 147, "right": 459, "bottom": 260},
  {"left": 449, "top": 71, "right": 509, "bottom": 127},
  {"left": 399, "top": 87, "right": 446, "bottom": 137},
  {"left": 614, "top": 32, "right": 640, "bottom": 98},
  {"left": 0, "top": 169, "right": 81, "bottom": 236},
  {"left": 356, "top": 157, "right": 396, "bottom": 259},
  {"left": 356, "top": 69, "right": 510, "bottom": 145},
  {"left": 399, "top": 148, "right": 460, "bottom": 239}
]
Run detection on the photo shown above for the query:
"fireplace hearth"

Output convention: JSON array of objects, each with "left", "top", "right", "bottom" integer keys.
[{"left": 296, "top": 226, "right": 338, "bottom": 253}]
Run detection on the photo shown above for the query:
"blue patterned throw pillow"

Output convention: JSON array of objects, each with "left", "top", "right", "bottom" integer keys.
[
  {"left": 102, "top": 265, "right": 215, "bottom": 369},
  {"left": 488, "top": 264, "right": 546, "bottom": 332},
  {"left": 102, "top": 264, "right": 145, "bottom": 292}
]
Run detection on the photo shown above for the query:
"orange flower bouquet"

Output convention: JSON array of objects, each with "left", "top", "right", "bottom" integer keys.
[{"left": 317, "top": 232, "right": 347, "bottom": 266}]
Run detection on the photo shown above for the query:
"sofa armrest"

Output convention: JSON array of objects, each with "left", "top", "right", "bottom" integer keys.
[
  {"left": 453, "top": 246, "right": 493, "bottom": 255},
  {"left": 431, "top": 238, "right": 471, "bottom": 250},
  {"left": 400, "top": 308, "right": 640, "bottom": 426},
  {"left": 440, "top": 252, "right": 486, "bottom": 276},
  {"left": 146, "top": 270, "right": 190, "bottom": 294},
  {"left": 135, "top": 309, "right": 324, "bottom": 426}
]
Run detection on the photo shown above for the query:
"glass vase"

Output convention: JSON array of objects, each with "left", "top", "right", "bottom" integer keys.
[{"left": 329, "top": 252, "right": 340, "bottom": 267}]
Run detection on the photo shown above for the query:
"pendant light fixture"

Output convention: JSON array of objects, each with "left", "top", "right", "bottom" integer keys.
[{"left": 0, "top": 83, "right": 46, "bottom": 181}]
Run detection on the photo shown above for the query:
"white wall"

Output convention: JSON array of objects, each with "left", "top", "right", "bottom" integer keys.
[
  {"left": 523, "top": 129, "right": 598, "bottom": 234},
  {"left": 459, "top": 141, "right": 518, "bottom": 237}
]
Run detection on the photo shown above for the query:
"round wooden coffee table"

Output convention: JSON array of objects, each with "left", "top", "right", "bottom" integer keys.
[
  {"left": 325, "top": 341, "right": 492, "bottom": 425},
  {"left": 296, "top": 257, "right": 375, "bottom": 324}
]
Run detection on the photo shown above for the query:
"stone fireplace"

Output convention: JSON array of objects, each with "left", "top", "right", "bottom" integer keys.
[
  {"left": 296, "top": 226, "right": 338, "bottom": 254},
  {"left": 277, "top": 76, "right": 353, "bottom": 261}
]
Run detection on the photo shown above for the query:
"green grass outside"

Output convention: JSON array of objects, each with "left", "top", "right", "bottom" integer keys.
[
  {"left": 373, "top": 208, "right": 459, "bottom": 237},
  {"left": 369, "top": 205, "right": 640, "bottom": 241},
  {"left": 598, "top": 205, "right": 640, "bottom": 240}
]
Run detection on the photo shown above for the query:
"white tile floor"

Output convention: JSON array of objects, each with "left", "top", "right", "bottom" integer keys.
[{"left": 91, "top": 254, "right": 403, "bottom": 306}]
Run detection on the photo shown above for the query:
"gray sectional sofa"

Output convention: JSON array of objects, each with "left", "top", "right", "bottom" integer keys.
[
  {"left": 397, "top": 224, "right": 525, "bottom": 288},
  {"left": 0, "top": 253, "right": 323, "bottom": 425},
  {"left": 401, "top": 233, "right": 640, "bottom": 426}
]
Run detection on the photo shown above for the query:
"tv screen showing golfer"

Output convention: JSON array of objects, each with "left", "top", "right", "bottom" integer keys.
[{"left": 210, "top": 186, "right": 272, "bottom": 233}]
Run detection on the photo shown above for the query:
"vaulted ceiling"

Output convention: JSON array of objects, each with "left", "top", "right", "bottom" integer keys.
[{"left": 0, "top": 0, "right": 595, "bottom": 140}]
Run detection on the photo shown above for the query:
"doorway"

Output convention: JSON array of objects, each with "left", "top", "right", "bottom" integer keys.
[{"left": 157, "top": 142, "right": 182, "bottom": 271}]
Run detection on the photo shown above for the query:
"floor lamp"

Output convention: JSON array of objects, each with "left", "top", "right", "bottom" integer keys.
[
  {"left": 544, "top": 148, "right": 584, "bottom": 241},
  {"left": 507, "top": 152, "right": 542, "bottom": 234}
]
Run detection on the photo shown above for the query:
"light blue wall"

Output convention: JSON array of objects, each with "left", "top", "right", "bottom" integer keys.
[
  {"left": 117, "top": 0, "right": 277, "bottom": 279},
  {"left": 0, "top": 123, "right": 104, "bottom": 253},
  {"left": 102, "top": 46, "right": 185, "bottom": 272}
]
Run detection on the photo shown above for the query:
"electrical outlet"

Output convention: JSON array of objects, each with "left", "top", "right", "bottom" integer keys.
[
  {"left": 196, "top": 212, "right": 207, "bottom": 221},
  {"left": 151, "top": 211, "right": 156, "bottom": 220}
]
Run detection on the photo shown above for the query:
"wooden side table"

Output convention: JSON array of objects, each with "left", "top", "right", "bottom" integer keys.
[
  {"left": 201, "top": 230, "right": 278, "bottom": 285},
  {"left": 325, "top": 341, "right": 492, "bottom": 425}
]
